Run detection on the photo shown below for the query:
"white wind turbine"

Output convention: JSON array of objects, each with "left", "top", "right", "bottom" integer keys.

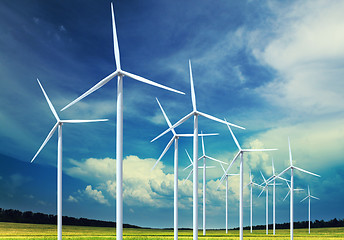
[
  {"left": 300, "top": 186, "right": 319, "bottom": 234},
  {"left": 258, "top": 171, "right": 282, "bottom": 235},
  {"left": 218, "top": 123, "right": 277, "bottom": 240},
  {"left": 218, "top": 163, "right": 239, "bottom": 234},
  {"left": 246, "top": 170, "right": 261, "bottom": 233},
  {"left": 265, "top": 159, "right": 290, "bottom": 235},
  {"left": 151, "top": 98, "right": 217, "bottom": 240},
  {"left": 283, "top": 181, "right": 303, "bottom": 201},
  {"left": 152, "top": 60, "right": 245, "bottom": 240},
  {"left": 274, "top": 138, "right": 320, "bottom": 240},
  {"left": 183, "top": 133, "right": 228, "bottom": 236},
  {"left": 60, "top": 4, "right": 184, "bottom": 239},
  {"left": 31, "top": 79, "right": 108, "bottom": 240}
]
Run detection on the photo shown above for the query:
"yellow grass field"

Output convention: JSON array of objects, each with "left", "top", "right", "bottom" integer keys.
[{"left": 0, "top": 222, "right": 343, "bottom": 239}]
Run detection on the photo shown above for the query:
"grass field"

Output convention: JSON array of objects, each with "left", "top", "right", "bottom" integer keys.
[{"left": 0, "top": 222, "right": 343, "bottom": 239}]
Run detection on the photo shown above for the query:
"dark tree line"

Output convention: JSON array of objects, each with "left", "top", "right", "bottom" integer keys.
[
  {"left": 0, "top": 208, "right": 140, "bottom": 228},
  {"left": 236, "top": 218, "right": 344, "bottom": 230}
]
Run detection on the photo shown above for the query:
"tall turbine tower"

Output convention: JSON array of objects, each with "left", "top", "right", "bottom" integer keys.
[
  {"left": 300, "top": 186, "right": 319, "bottom": 234},
  {"left": 60, "top": 4, "right": 184, "bottom": 239},
  {"left": 31, "top": 79, "right": 107, "bottom": 240},
  {"left": 218, "top": 123, "right": 277, "bottom": 240},
  {"left": 275, "top": 138, "right": 320, "bottom": 240},
  {"left": 151, "top": 98, "right": 217, "bottom": 240},
  {"left": 152, "top": 61, "right": 244, "bottom": 240}
]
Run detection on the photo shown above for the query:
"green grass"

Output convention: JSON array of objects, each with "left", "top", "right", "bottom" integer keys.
[{"left": 0, "top": 222, "right": 343, "bottom": 239}]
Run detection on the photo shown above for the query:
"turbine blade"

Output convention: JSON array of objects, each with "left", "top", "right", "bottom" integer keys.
[
  {"left": 201, "top": 131, "right": 205, "bottom": 156},
  {"left": 185, "top": 149, "right": 193, "bottom": 164},
  {"left": 183, "top": 162, "right": 193, "bottom": 171},
  {"left": 184, "top": 169, "right": 193, "bottom": 183},
  {"left": 311, "top": 196, "right": 320, "bottom": 200},
  {"left": 121, "top": 70, "right": 184, "bottom": 95},
  {"left": 37, "top": 79, "right": 59, "bottom": 121},
  {"left": 217, "top": 151, "right": 240, "bottom": 188},
  {"left": 283, "top": 191, "right": 290, "bottom": 201},
  {"left": 300, "top": 196, "right": 308, "bottom": 203},
  {"left": 205, "top": 155, "right": 227, "bottom": 165},
  {"left": 61, "top": 71, "right": 118, "bottom": 111},
  {"left": 274, "top": 166, "right": 291, "bottom": 179},
  {"left": 198, "top": 112, "right": 245, "bottom": 130},
  {"left": 151, "top": 112, "right": 193, "bottom": 142},
  {"left": 243, "top": 149, "right": 278, "bottom": 152},
  {"left": 258, "top": 187, "right": 265, "bottom": 198},
  {"left": 293, "top": 166, "right": 321, "bottom": 177},
  {"left": 224, "top": 120, "right": 241, "bottom": 150},
  {"left": 260, "top": 171, "right": 267, "bottom": 183},
  {"left": 61, "top": 119, "right": 108, "bottom": 123},
  {"left": 205, "top": 166, "right": 215, "bottom": 169},
  {"left": 155, "top": 98, "right": 176, "bottom": 136},
  {"left": 220, "top": 162, "right": 226, "bottom": 173},
  {"left": 277, "top": 176, "right": 290, "bottom": 182},
  {"left": 152, "top": 136, "right": 174, "bottom": 170},
  {"left": 189, "top": 60, "right": 197, "bottom": 111},
  {"left": 177, "top": 133, "right": 218, "bottom": 137},
  {"left": 110, "top": 3, "right": 121, "bottom": 70},
  {"left": 308, "top": 185, "right": 310, "bottom": 195},
  {"left": 31, "top": 123, "right": 59, "bottom": 163}
]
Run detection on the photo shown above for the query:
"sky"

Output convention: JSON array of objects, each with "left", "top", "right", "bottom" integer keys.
[{"left": 0, "top": 0, "right": 343, "bottom": 229}]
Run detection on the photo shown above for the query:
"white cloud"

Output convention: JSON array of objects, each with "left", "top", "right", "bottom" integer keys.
[
  {"left": 251, "top": 0, "right": 344, "bottom": 116},
  {"left": 67, "top": 195, "right": 78, "bottom": 203},
  {"left": 84, "top": 185, "right": 109, "bottom": 206}
]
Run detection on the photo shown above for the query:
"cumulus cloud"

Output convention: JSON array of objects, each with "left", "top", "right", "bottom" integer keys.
[{"left": 84, "top": 185, "right": 109, "bottom": 206}]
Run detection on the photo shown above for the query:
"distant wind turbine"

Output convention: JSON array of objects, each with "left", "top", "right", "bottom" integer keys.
[
  {"left": 31, "top": 79, "right": 107, "bottom": 240},
  {"left": 152, "top": 60, "right": 244, "bottom": 240},
  {"left": 184, "top": 133, "right": 227, "bottom": 236},
  {"left": 151, "top": 98, "right": 217, "bottom": 240},
  {"left": 60, "top": 4, "right": 184, "bottom": 240},
  {"left": 300, "top": 186, "right": 319, "bottom": 234},
  {"left": 246, "top": 170, "right": 261, "bottom": 233},
  {"left": 274, "top": 138, "right": 320, "bottom": 240},
  {"left": 218, "top": 163, "right": 239, "bottom": 234},
  {"left": 218, "top": 123, "right": 277, "bottom": 240}
]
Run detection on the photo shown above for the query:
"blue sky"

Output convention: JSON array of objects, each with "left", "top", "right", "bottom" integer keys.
[{"left": 0, "top": 0, "right": 343, "bottom": 229}]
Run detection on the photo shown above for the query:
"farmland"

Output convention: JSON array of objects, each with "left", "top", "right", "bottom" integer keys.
[{"left": 0, "top": 222, "right": 343, "bottom": 239}]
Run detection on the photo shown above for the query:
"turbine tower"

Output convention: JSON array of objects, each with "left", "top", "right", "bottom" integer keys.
[
  {"left": 152, "top": 60, "right": 244, "bottom": 240},
  {"left": 60, "top": 4, "right": 184, "bottom": 240},
  {"left": 151, "top": 98, "right": 217, "bottom": 240},
  {"left": 31, "top": 79, "right": 107, "bottom": 240},
  {"left": 275, "top": 138, "right": 320, "bottom": 240},
  {"left": 300, "top": 186, "right": 319, "bottom": 234},
  {"left": 218, "top": 123, "right": 277, "bottom": 240}
]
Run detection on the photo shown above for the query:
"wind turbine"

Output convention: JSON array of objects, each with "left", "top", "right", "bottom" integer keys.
[
  {"left": 283, "top": 181, "right": 303, "bottom": 201},
  {"left": 151, "top": 98, "right": 217, "bottom": 240},
  {"left": 60, "top": 4, "right": 184, "bottom": 240},
  {"left": 274, "top": 138, "right": 320, "bottom": 240},
  {"left": 246, "top": 170, "right": 262, "bottom": 233},
  {"left": 218, "top": 123, "right": 277, "bottom": 240},
  {"left": 31, "top": 79, "right": 108, "bottom": 240},
  {"left": 265, "top": 158, "right": 290, "bottom": 235},
  {"left": 183, "top": 133, "right": 227, "bottom": 236},
  {"left": 258, "top": 172, "right": 269, "bottom": 235},
  {"left": 300, "top": 186, "right": 319, "bottom": 234},
  {"left": 218, "top": 163, "right": 239, "bottom": 234},
  {"left": 152, "top": 60, "right": 245, "bottom": 240}
]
